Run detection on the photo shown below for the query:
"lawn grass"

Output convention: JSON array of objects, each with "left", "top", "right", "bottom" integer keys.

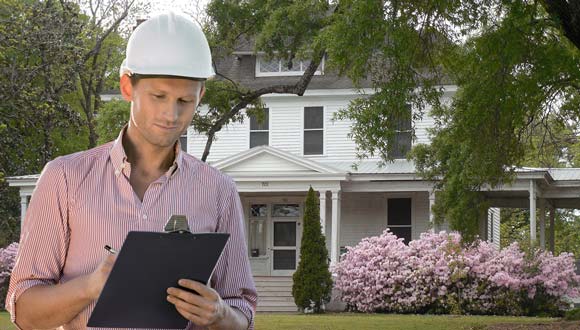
[
  {"left": 1, "top": 311, "right": 14, "bottom": 330},
  {"left": 254, "top": 313, "right": 558, "bottom": 330},
  {"left": 0, "top": 311, "right": 558, "bottom": 330}
]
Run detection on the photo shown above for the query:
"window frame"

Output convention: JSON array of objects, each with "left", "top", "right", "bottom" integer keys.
[
  {"left": 255, "top": 55, "right": 325, "bottom": 77},
  {"left": 248, "top": 108, "right": 270, "bottom": 149},
  {"left": 302, "top": 106, "right": 325, "bottom": 156}
]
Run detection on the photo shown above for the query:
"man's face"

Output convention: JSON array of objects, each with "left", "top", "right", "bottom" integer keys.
[{"left": 121, "top": 75, "right": 205, "bottom": 149}]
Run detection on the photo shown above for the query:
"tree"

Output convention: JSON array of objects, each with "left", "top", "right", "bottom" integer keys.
[
  {"left": 316, "top": 1, "right": 580, "bottom": 241},
  {"left": 73, "top": 0, "right": 140, "bottom": 148},
  {"left": 0, "top": 0, "right": 86, "bottom": 172},
  {"left": 95, "top": 99, "right": 130, "bottom": 144},
  {"left": 200, "top": 1, "right": 580, "bottom": 241},
  {"left": 198, "top": 0, "right": 330, "bottom": 161},
  {"left": 292, "top": 187, "right": 333, "bottom": 313}
]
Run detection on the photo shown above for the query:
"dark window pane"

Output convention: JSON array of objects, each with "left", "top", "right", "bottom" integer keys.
[
  {"left": 250, "top": 108, "right": 269, "bottom": 130},
  {"left": 388, "top": 227, "right": 412, "bottom": 244},
  {"left": 250, "top": 204, "right": 267, "bottom": 217},
  {"left": 272, "top": 204, "right": 300, "bottom": 217},
  {"left": 395, "top": 104, "right": 412, "bottom": 130},
  {"left": 260, "top": 58, "right": 279, "bottom": 72},
  {"left": 392, "top": 132, "right": 411, "bottom": 159},
  {"left": 304, "top": 130, "right": 323, "bottom": 155},
  {"left": 273, "top": 250, "right": 296, "bottom": 270},
  {"left": 273, "top": 222, "right": 296, "bottom": 247},
  {"left": 281, "top": 58, "right": 300, "bottom": 72},
  {"left": 391, "top": 104, "right": 412, "bottom": 159},
  {"left": 179, "top": 135, "right": 187, "bottom": 153},
  {"left": 388, "top": 198, "right": 412, "bottom": 225},
  {"left": 304, "top": 107, "right": 323, "bottom": 129},
  {"left": 250, "top": 132, "right": 268, "bottom": 148}
]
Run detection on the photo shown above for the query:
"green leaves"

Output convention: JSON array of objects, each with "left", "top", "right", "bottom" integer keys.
[
  {"left": 95, "top": 99, "right": 130, "bottom": 145},
  {"left": 292, "top": 187, "right": 333, "bottom": 312}
]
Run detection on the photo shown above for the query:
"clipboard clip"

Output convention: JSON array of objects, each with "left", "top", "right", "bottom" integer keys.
[{"left": 163, "top": 215, "right": 192, "bottom": 234}]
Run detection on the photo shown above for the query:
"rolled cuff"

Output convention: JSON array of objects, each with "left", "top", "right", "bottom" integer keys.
[
  {"left": 223, "top": 297, "right": 256, "bottom": 330},
  {"left": 7, "top": 279, "right": 52, "bottom": 329}
]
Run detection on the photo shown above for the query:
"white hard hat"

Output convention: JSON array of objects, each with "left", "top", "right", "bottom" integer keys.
[{"left": 120, "top": 11, "right": 214, "bottom": 79}]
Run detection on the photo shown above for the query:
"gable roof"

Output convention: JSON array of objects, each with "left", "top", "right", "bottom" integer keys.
[{"left": 211, "top": 145, "right": 343, "bottom": 176}]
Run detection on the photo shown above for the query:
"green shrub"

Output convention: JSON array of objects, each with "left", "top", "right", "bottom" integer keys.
[
  {"left": 565, "top": 307, "right": 580, "bottom": 321},
  {"left": 292, "top": 187, "right": 333, "bottom": 313}
]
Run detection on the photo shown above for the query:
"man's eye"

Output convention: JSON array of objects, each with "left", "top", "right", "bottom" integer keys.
[
  {"left": 179, "top": 99, "right": 193, "bottom": 104},
  {"left": 153, "top": 94, "right": 165, "bottom": 99}
]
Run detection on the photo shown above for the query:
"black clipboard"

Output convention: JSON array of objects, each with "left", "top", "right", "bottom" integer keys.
[{"left": 87, "top": 231, "right": 230, "bottom": 329}]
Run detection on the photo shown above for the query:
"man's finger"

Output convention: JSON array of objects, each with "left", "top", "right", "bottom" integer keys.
[
  {"left": 177, "top": 279, "right": 217, "bottom": 299},
  {"left": 166, "top": 287, "right": 214, "bottom": 310},
  {"left": 175, "top": 306, "right": 209, "bottom": 327},
  {"left": 168, "top": 296, "right": 214, "bottom": 326}
]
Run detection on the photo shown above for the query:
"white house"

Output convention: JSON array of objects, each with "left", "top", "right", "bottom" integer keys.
[{"left": 8, "top": 49, "right": 580, "bottom": 312}]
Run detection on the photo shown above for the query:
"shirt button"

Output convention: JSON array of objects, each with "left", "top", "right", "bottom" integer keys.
[{"left": 142, "top": 214, "right": 148, "bottom": 220}]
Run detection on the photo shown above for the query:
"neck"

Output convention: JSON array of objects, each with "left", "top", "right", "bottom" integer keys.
[{"left": 123, "top": 125, "right": 176, "bottom": 174}]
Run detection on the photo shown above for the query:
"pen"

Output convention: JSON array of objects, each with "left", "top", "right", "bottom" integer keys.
[{"left": 104, "top": 245, "right": 117, "bottom": 255}]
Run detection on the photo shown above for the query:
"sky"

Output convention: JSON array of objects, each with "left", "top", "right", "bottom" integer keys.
[{"left": 144, "top": 0, "right": 210, "bottom": 22}]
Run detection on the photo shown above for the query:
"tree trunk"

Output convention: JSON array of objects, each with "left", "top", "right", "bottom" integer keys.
[{"left": 543, "top": 0, "right": 580, "bottom": 50}]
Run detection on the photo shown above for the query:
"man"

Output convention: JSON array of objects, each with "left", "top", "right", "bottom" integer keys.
[{"left": 5, "top": 12, "right": 257, "bottom": 330}]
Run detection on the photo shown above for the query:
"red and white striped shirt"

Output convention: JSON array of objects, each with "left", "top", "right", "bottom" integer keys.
[{"left": 6, "top": 129, "right": 257, "bottom": 330}]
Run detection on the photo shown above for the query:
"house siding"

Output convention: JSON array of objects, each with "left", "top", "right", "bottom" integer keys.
[
  {"left": 188, "top": 108, "right": 250, "bottom": 162},
  {"left": 269, "top": 104, "right": 302, "bottom": 156},
  {"left": 189, "top": 94, "right": 389, "bottom": 162},
  {"left": 329, "top": 192, "right": 431, "bottom": 250}
]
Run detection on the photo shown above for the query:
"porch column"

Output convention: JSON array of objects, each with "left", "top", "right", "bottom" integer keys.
[
  {"left": 549, "top": 204, "right": 555, "bottom": 253},
  {"left": 539, "top": 198, "right": 546, "bottom": 250},
  {"left": 529, "top": 181, "right": 537, "bottom": 245},
  {"left": 20, "top": 194, "right": 28, "bottom": 230},
  {"left": 429, "top": 191, "right": 436, "bottom": 232},
  {"left": 318, "top": 190, "right": 327, "bottom": 235},
  {"left": 331, "top": 190, "right": 341, "bottom": 267}
]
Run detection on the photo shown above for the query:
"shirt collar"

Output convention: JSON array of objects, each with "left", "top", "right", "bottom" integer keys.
[{"left": 109, "top": 126, "right": 184, "bottom": 178}]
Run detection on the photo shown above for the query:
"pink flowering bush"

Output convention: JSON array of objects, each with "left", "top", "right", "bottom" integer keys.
[
  {"left": 0, "top": 242, "right": 18, "bottom": 309},
  {"left": 333, "top": 230, "right": 580, "bottom": 316}
]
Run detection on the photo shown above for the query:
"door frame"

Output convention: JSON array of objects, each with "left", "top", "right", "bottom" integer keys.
[{"left": 245, "top": 196, "right": 304, "bottom": 276}]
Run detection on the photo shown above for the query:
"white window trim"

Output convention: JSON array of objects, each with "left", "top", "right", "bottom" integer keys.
[
  {"left": 255, "top": 56, "right": 325, "bottom": 77},
  {"left": 301, "top": 106, "right": 325, "bottom": 157},
  {"left": 248, "top": 109, "right": 270, "bottom": 149}
]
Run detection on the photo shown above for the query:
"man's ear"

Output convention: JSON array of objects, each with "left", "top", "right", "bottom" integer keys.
[
  {"left": 120, "top": 74, "right": 133, "bottom": 102},
  {"left": 198, "top": 84, "right": 206, "bottom": 102}
]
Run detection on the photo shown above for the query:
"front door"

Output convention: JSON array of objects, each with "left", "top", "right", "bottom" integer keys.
[
  {"left": 270, "top": 203, "right": 301, "bottom": 276},
  {"left": 247, "top": 200, "right": 302, "bottom": 276}
]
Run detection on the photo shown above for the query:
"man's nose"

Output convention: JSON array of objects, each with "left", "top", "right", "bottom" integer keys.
[{"left": 160, "top": 102, "right": 180, "bottom": 123}]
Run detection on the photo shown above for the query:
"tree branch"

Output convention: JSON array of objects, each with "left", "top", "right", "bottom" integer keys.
[{"left": 200, "top": 49, "right": 325, "bottom": 161}]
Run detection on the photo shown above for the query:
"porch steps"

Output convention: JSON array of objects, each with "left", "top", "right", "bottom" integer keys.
[{"left": 254, "top": 276, "right": 298, "bottom": 313}]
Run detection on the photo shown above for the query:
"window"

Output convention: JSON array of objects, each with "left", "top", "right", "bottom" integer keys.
[
  {"left": 249, "top": 108, "right": 269, "bottom": 148},
  {"left": 179, "top": 134, "right": 187, "bottom": 153},
  {"left": 256, "top": 56, "right": 324, "bottom": 77},
  {"left": 391, "top": 105, "right": 412, "bottom": 159},
  {"left": 304, "top": 106, "right": 323, "bottom": 155},
  {"left": 387, "top": 198, "right": 412, "bottom": 243},
  {"left": 249, "top": 204, "right": 267, "bottom": 258}
]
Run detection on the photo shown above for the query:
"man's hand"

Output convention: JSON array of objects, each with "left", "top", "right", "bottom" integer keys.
[
  {"left": 166, "top": 279, "right": 227, "bottom": 328},
  {"left": 86, "top": 254, "right": 117, "bottom": 300}
]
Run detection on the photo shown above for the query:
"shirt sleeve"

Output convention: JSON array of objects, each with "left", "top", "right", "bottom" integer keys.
[
  {"left": 5, "top": 158, "right": 70, "bottom": 326},
  {"left": 209, "top": 178, "right": 257, "bottom": 330}
]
